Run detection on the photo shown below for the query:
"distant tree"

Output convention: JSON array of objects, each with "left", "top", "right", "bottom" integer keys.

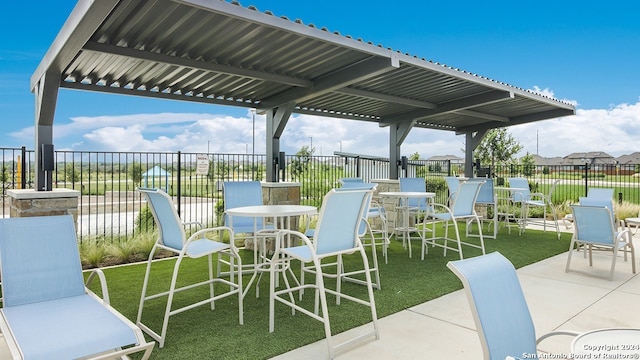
[
  {"left": 474, "top": 128, "right": 523, "bottom": 169},
  {"left": 409, "top": 152, "right": 420, "bottom": 160},
  {"left": 128, "top": 162, "right": 143, "bottom": 185},
  {"left": 65, "top": 163, "right": 81, "bottom": 183},
  {"left": 0, "top": 165, "right": 9, "bottom": 185},
  {"left": 521, "top": 152, "right": 535, "bottom": 177},
  {"left": 290, "top": 146, "right": 314, "bottom": 180}
]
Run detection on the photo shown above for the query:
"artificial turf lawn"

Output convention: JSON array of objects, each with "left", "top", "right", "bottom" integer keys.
[{"left": 87, "top": 224, "right": 571, "bottom": 359}]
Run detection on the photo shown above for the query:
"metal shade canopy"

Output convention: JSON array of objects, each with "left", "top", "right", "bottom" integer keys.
[{"left": 31, "top": 0, "right": 575, "bottom": 188}]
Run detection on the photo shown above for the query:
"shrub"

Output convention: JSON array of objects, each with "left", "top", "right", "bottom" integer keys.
[{"left": 136, "top": 205, "right": 155, "bottom": 232}]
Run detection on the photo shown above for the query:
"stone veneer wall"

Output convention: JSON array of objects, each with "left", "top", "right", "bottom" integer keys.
[
  {"left": 7, "top": 189, "right": 81, "bottom": 224},
  {"left": 261, "top": 182, "right": 301, "bottom": 206}
]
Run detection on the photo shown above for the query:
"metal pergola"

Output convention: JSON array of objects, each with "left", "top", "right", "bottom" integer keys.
[{"left": 32, "top": 0, "right": 575, "bottom": 189}]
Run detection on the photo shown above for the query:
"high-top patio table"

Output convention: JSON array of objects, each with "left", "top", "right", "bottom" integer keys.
[
  {"left": 226, "top": 204, "right": 317, "bottom": 297},
  {"left": 624, "top": 216, "right": 640, "bottom": 235},
  {"left": 379, "top": 191, "right": 435, "bottom": 258}
]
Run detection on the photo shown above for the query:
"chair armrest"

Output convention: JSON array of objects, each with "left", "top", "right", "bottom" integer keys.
[
  {"left": 274, "top": 229, "right": 312, "bottom": 250},
  {"left": 85, "top": 268, "right": 110, "bottom": 305},
  {"left": 529, "top": 192, "right": 547, "bottom": 201},
  {"left": 182, "top": 221, "right": 203, "bottom": 230},
  {"left": 186, "top": 226, "right": 233, "bottom": 244}
]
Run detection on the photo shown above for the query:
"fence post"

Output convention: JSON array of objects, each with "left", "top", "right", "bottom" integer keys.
[
  {"left": 20, "top": 146, "right": 27, "bottom": 189},
  {"left": 584, "top": 162, "right": 589, "bottom": 197},
  {"left": 177, "top": 151, "right": 181, "bottom": 216}
]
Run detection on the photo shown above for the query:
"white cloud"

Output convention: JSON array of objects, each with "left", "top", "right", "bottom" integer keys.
[
  {"left": 510, "top": 99, "right": 640, "bottom": 157},
  {"left": 10, "top": 98, "right": 640, "bottom": 160}
]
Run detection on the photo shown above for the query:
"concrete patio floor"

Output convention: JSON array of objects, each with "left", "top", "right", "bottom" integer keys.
[{"left": 273, "top": 223, "right": 640, "bottom": 359}]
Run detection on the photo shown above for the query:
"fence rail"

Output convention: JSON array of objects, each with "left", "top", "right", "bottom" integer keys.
[{"left": 1, "top": 147, "right": 638, "bottom": 242}]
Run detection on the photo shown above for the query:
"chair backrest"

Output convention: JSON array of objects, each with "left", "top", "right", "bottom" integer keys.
[
  {"left": 0, "top": 215, "right": 86, "bottom": 307},
  {"left": 313, "top": 188, "right": 372, "bottom": 256},
  {"left": 587, "top": 188, "right": 614, "bottom": 200},
  {"left": 571, "top": 205, "right": 616, "bottom": 246},
  {"left": 339, "top": 177, "right": 364, "bottom": 186},
  {"left": 447, "top": 252, "right": 537, "bottom": 360},
  {"left": 340, "top": 180, "right": 372, "bottom": 189},
  {"left": 507, "top": 178, "right": 530, "bottom": 202},
  {"left": 336, "top": 183, "right": 377, "bottom": 235},
  {"left": 451, "top": 180, "right": 484, "bottom": 217},
  {"left": 400, "top": 177, "right": 426, "bottom": 208},
  {"left": 444, "top": 176, "right": 461, "bottom": 200},
  {"left": 223, "top": 181, "right": 266, "bottom": 232},
  {"left": 138, "top": 187, "right": 187, "bottom": 251},
  {"left": 467, "top": 178, "right": 495, "bottom": 205},
  {"left": 579, "top": 196, "right": 616, "bottom": 226}
]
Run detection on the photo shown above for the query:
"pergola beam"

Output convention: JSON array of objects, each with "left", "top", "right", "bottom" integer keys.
[
  {"left": 335, "top": 87, "right": 437, "bottom": 109},
  {"left": 458, "top": 108, "right": 575, "bottom": 133},
  {"left": 259, "top": 55, "right": 400, "bottom": 109},
  {"left": 61, "top": 81, "right": 261, "bottom": 108},
  {"left": 384, "top": 90, "right": 514, "bottom": 124},
  {"left": 82, "top": 41, "right": 314, "bottom": 88}
]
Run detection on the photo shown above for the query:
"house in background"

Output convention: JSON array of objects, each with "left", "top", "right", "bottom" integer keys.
[
  {"left": 614, "top": 152, "right": 640, "bottom": 174},
  {"left": 562, "top": 152, "right": 616, "bottom": 168}
]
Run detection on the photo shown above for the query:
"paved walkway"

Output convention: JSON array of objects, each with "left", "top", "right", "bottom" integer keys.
[{"left": 273, "top": 224, "right": 640, "bottom": 359}]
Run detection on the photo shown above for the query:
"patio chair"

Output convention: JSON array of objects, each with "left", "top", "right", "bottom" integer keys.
[
  {"left": 0, "top": 215, "right": 155, "bottom": 359},
  {"left": 522, "top": 179, "right": 561, "bottom": 238},
  {"left": 447, "top": 252, "right": 578, "bottom": 360},
  {"left": 566, "top": 204, "right": 635, "bottom": 280},
  {"left": 465, "top": 178, "right": 498, "bottom": 239},
  {"left": 563, "top": 188, "right": 615, "bottom": 229},
  {"left": 399, "top": 177, "right": 433, "bottom": 241},
  {"left": 506, "top": 177, "right": 531, "bottom": 234},
  {"left": 221, "top": 181, "right": 275, "bottom": 276},
  {"left": 428, "top": 180, "right": 486, "bottom": 260},
  {"left": 399, "top": 177, "right": 430, "bottom": 213},
  {"left": 587, "top": 187, "right": 615, "bottom": 200},
  {"left": 136, "top": 187, "right": 243, "bottom": 348},
  {"left": 268, "top": 188, "right": 379, "bottom": 359}
]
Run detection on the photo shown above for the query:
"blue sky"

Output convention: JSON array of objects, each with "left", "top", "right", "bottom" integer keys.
[{"left": 2, "top": 0, "right": 639, "bottom": 158}]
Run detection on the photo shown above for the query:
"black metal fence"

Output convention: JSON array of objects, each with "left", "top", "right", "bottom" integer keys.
[{"left": 1, "top": 147, "right": 638, "bottom": 242}]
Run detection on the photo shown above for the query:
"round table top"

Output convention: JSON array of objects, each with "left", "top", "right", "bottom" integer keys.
[
  {"left": 571, "top": 328, "right": 640, "bottom": 355},
  {"left": 226, "top": 204, "right": 317, "bottom": 217},
  {"left": 379, "top": 191, "right": 436, "bottom": 198},
  {"left": 625, "top": 217, "right": 640, "bottom": 224}
]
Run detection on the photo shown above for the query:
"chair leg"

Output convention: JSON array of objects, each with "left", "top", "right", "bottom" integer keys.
[
  {"left": 565, "top": 239, "right": 576, "bottom": 273},
  {"left": 475, "top": 216, "right": 486, "bottom": 255},
  {"left": 452, "top": 222, "right": 464, "bottom": 260},
  {"left": 335, "top": 255, "right": 343, "bottom": 305},
  {"left": 610, "top": 246, "right": 619, "bottom": 281}
]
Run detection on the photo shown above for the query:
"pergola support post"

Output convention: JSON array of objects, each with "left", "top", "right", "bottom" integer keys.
[
  {"left": 265, "top": 103, "right": 295, "bottom": 182},
  {"left": 33, "top": 71, "right": 60, "bottom": 191},
  {"left": 464, "top": 129, "right": 488, "bottom": 178},
  {"left": 388, "top": 121, "right": 414, "bottom": 179}
]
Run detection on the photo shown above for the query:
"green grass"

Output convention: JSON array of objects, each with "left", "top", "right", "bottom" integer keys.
[{"left": 87, "top": 224, "right": 571, "bottom": 359}]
